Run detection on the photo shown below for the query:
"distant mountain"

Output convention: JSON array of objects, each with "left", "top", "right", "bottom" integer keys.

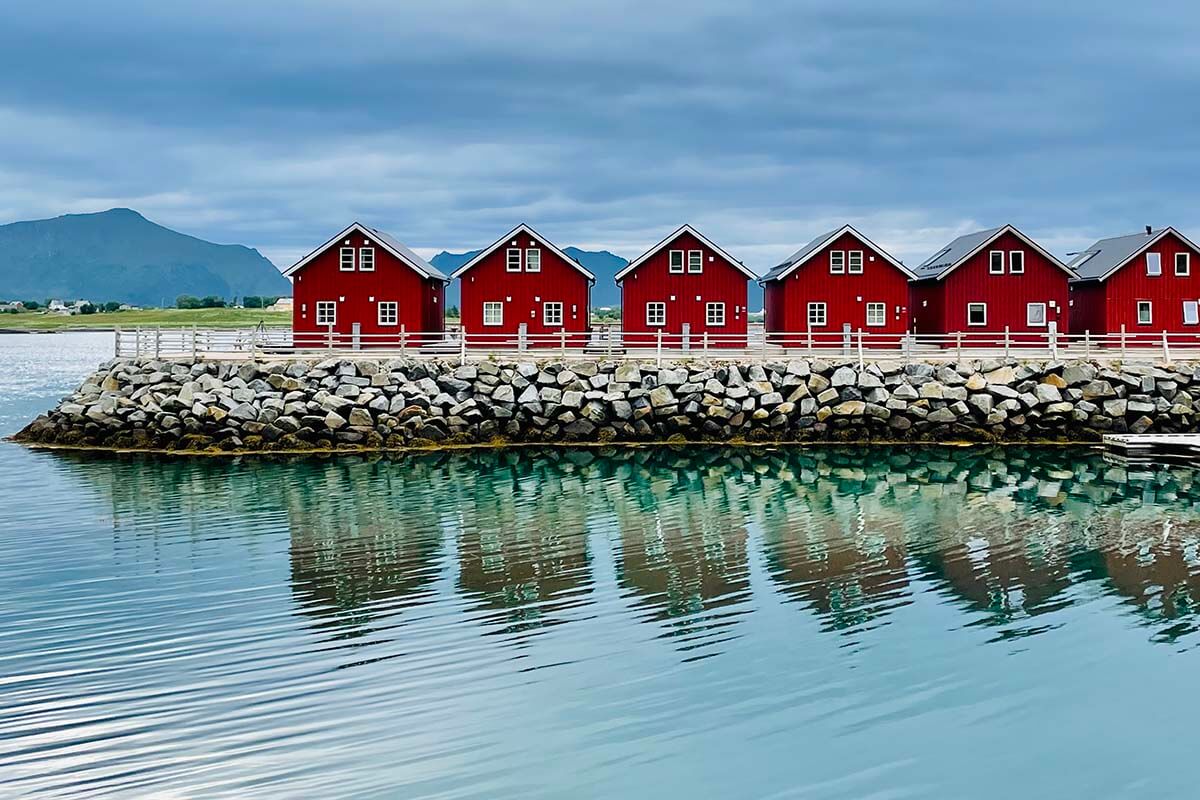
[
  {"left": 431, "top": 247, "right": 629, "bottom": 308},
  {"left": 0, "top": 208, "right": 290, "bottom": 306}
]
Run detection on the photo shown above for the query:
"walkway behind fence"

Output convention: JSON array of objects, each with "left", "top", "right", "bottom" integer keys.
[{"left": 114, "top": 324, "right": 1200, "bottom": 365}]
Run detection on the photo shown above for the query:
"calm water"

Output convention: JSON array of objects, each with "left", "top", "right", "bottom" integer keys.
[{"left": 3, "top": 334, "right": 1200, "bottom": 798}]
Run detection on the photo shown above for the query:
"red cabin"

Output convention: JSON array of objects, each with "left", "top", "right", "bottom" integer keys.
[
  {"left": 761, "top": 224, "right": 914, "bottom": 347},
  {"left": 452, "top": 223, "right": 594, "bottom": 348},
  {"left": 615, "top": 224, "right": 754, "bottom": 348},
  {"left": 286, "top": 222, "right": 447, "bottom": 348},
  {"left": 909, "top": 225, "right": 1073, "bottom": 342},
  {"left": 1068, "top": 227, "right": 1200, "bottom": 341}
]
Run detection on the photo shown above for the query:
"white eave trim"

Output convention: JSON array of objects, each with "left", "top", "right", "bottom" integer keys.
[
  {"left": 450, "top": 223, "right": 596, "bottom": 282},
  {"left": 1077, "top": 227, "right": 1200, "bottom": 283},
  {"left": 924, "top": 224, "right": 1077, "bottom": 281},
  {"left": 284, "top": 222, "right": 444, "bottom": 281},
  {"left": 615, "top": 224, "right": 756, "bottom": 282},
  {"left": 760, "top": 224, "right": 917, "bottom": 283}
]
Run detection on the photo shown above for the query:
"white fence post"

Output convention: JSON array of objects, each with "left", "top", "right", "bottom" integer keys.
[
  {"left": 400, "top": 324, "right": 406, "bottom": 354},
  {"left": 114, "top": 327, "right": 121, "bottom": 358},
  {"left": 326, "top": 324, "right": 334, "bottom": 350},
  {"left": 656, "top": 328, "right": 663, "bottom": 367},
  {"left": 955, "top": 331, "right": 962, "bottom": 363},
  {"left": 1163, "top": 330, "right": 1171, "bottom": 363},
  {"left": 154, "top": 326, "right": 161, "bottom": 359},
  {"left": 561, "top": 328, "right": 567, "bottom": 358},
  {"left": 1049, "top": 323, "right": 1058, "bottom": 360},
  {"left": 1003, "top": 326, "right": 1010, "bottom": 359},
  {"left": 857, "top": 328, "right": 864, "bottom": 370},
  {"left": 191, "top": 324, "right": 198, "bottom": 359},
  {"left": 1084, "top": 330, "right": 1090, "bottom": 358},
  {"left": 460, "top": 328, "right": 467, "bottom": 365},
  {"left": 1120, "top": 324, "right": 1127, "bottom": 358},
  {"left": 703, "top": 331, "right": 709, "bottom": 355}
]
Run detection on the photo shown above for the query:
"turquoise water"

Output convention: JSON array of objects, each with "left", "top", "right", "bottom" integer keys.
[{"left": 3, "top": 334, "right": 1200, "bottom": 798}]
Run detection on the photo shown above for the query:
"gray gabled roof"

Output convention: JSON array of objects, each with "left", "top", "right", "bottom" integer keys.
[
  {"left": 912, "top": 224, "right": 1074, "bottom": 281},
  {"left": 1067, "top": 227, "right": 1199, "bottom": 282},
  {"left": 760, "top": 224, "right": 916, "bottom": 283},
  {"left": 284, "top": 222, "right": 447, "bottom": 281}
]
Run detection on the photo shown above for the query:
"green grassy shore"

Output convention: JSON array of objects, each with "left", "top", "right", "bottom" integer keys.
[{"left": 0, "top": 308, "right": 293, "bottom": 331}]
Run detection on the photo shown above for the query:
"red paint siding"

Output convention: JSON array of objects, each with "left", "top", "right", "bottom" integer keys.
[
  {"left": 459, "top": 230, "right": 591, "bottom": 348},
  {"left": 1070, "top": 231, "right": 1200, "bottom": 340},
  {"left": 292, "top": 228, "right": 445, "bottom": 347},
  {"left": 762, "top": 230, "right": 910, "bottom": 346},
  {"left": 619, "top": 229, "right": 749, "bottom": 348},
  {"left": 912, "top": 230, "right": 1070, "bottom": 342}
]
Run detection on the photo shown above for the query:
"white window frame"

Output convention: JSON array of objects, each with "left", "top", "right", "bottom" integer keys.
[
  {"left": 967, "top": 302, "right": 987, "bottom": 327},
  {"left": 807, "top": 302, "right": 827, "bottom": 327},
  {"left": 1176, "top": 252, "right": 1190, "bottom": 276},
  {"left": 1026, "top": 302, "right": 1047, "bottom": 327},
  {"left": 339, "top": 247, "right": 355, "bottom": 271},
  {"left": 358, "top": 246, "right": 375, "bottom": 272},
  {"left": 1009, "top": 250, "right": 1025, "bottom": 274},
  {"left": 829, "top": 251, "right": 845, "bottom": 274},
  {"left": 483, "top": 301, "right": 504, "bottom": 326},
  {"left": 687, "top": 250, "right": 703, "bottom": 274},
  {"left": 526, "top": 248, "right": 541, "bottom": 272},
  {"left": 706, "top": 302, "right": 725, "bottom": 327},
  {"left": 848, "top": 251, "right": 864, "bottom": 274},
  {"left": 668, "top": 250, "right": 685, "bottom": 274},
  {"left": 1137, "top": 300, "right": 1153, "bottom": 325},
  {"left": 1184, "top": 300, "right": 1199, "bottom": 326},
  {"left": 506, "top": 249, "right": 521, "bottom": 272},
  {"left": 646, "top": 302, "right": 666, "bottom": 327},
  {"left": 1146, "top": 252, "right": 1162, "bottom": 276},
  {"left": 316, "top": 300, "right": 336, "bottom": 326},
  {"left": 865, "top": 302, "right": 886, "bottom": 327},
  {"left": 377, "top": 300, "right": 398, "bottom": 326},
  {"left": 543, "top": 301, "right": 563, "bottom": 327},
  {"left": 989, "top": 251, "right": 1004, "bottom": 274}
]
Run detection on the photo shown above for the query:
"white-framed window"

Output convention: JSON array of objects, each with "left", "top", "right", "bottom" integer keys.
[
  {"left": 646, "top": 302, "right": 666, "bottom": 326},
  {"left": 378, "top": 301, "right": 398, "bottom": 325},
  {"left": 967, "top": 302, "right": 987, "bottom": 326},
  {"left": 706, "top": 302, "right": 725, "bottom": 326},
  {"left": 1137, "top": 300, "right": 1153, "bottom": 325},
  {"left": 1009, "top": 250, "right": 1025, "bottom": 274},
  {"left": 669, "top": 250, "right": 685, "bottom": 273},
  {"left": 1147, "top": 252, "right": 1162, "bottom": 276},
  {"left": 316, "top": 301, "right": 336, "bottom": 326},
  {"left": 1176, "top": 252, "right": 1190, "bottom": 276},
  {"left": 829, "top": 251, "right": 845, "bottom": 274},
  {"left": 1184, "top": 301, "right": 1199, "bottom": 326},
  {"left": 340, "top": 247, "right": 355, "bottom": 271},
  {"left": 866, "top": 302, "right": 886, "bottom": 326},
  {"left": 807, "top": 302, "right": 827, "bottom": 327},
  {"left": 358, "top": 247, "right": 375, "bottom": 271},
  {"left": 989, "top": 251, "right": 1004, "bottom": 274},
  {"left": 848, "top": 251, "right": 864, "bottom": 274},
  {"left": 506, "top": 249, "right": 521, "bottom": 272},
  {"left": 543, "top": 301, "right": 563, "bottom": 326},
  {"left": 688, "top": 250, "right": 703, "bottom": 273},
  {"left": 1026, "top": 302, "right": 1046, "bottom": 326},
  {"left": 483, "top": 301, "right": 504, "bottom": 326},
  {"left": 526, "top": 248, "right": 541, "bottom": 272}
]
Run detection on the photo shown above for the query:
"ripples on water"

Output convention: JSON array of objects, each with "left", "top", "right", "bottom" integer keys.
[{"left": 2, "top": 334, "right": 1200, "bottom": 798}]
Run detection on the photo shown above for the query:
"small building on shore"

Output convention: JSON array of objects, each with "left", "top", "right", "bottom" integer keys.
[
  {"left": 452, "top": 224, "right": 593, "bottom": 348},
  {"left": 761, "top": 225, "right": 914, "bottom": 345},
  {"left": 285, "top": 223, "right": 447, "bottom": 348},
  {"left": 1068, "top": 226, "right": 1200, "bottom": 338},
  {"left": 909, "top": 225, "right": 1074, "bottom": 340},
  {"left": 615, "top": 224, "right": 754, "bottom": 348}
]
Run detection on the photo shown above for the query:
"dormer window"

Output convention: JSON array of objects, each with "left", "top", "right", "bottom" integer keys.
[
  {"left": 688, "top": 251, "right": 703, "bottom": 273},
  {"left": 989, "top": 251, "right": 1004, "bottom": 274},
  {"left": 848, "top": 251, "right": 864, "bottom": 274},
  {"left": 359, "top": 247, "right": 375, "bottom": 271},
  {"left": 669, "top": 250, "right": 684, "bottom": 273},
  {"left": 526, "top": 248, "right": 541, "bottom": 272},
  {"left": 507, "top": 248, "right": 521, "bottom": 272},
  {"left": 340, "top": 247, "right": 355, "bottom": 271},
  {"left": 829, "top": 251, "right": 845, "bottom": 274}
]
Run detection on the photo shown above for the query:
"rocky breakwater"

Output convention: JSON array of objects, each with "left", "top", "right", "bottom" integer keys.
[{"left": 13, "top": 356, "right": 1200, "bottom": 452}]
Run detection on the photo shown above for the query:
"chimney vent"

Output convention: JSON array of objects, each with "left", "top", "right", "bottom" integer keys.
[{"left": 1146, "top": 225, "right": 1153, "bottom": 236}]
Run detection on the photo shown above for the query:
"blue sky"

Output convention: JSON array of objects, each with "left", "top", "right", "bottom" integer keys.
[{"left": 2, "top": 0, "right": 1198, "bottom": 273}]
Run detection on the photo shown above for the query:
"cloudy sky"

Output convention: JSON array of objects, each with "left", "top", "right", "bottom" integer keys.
[{"left": 2, "top": 0, "right": 1198, "bottom": 273}]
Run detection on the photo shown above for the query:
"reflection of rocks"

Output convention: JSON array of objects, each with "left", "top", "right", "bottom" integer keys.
[{"left": 39, "top": 444, "right": 1200, "bottom": 649}]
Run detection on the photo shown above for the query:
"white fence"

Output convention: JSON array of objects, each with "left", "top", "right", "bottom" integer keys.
[{"left": 113, "top": 324, "right": 1200, "bottom": 365}]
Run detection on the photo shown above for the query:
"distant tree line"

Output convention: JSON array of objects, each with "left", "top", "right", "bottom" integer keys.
[{"left": 175, "top": 295, "right": 280, "bottom": 309}]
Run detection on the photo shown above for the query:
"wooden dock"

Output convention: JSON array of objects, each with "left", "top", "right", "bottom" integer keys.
[{"left": 1102, "top": 434, "right": 1200, "bottom": 464}]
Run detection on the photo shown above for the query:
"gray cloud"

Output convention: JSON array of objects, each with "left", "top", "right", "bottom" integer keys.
[{"left": 2, "top": 0, "right": 1199, "bottom": 273}]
